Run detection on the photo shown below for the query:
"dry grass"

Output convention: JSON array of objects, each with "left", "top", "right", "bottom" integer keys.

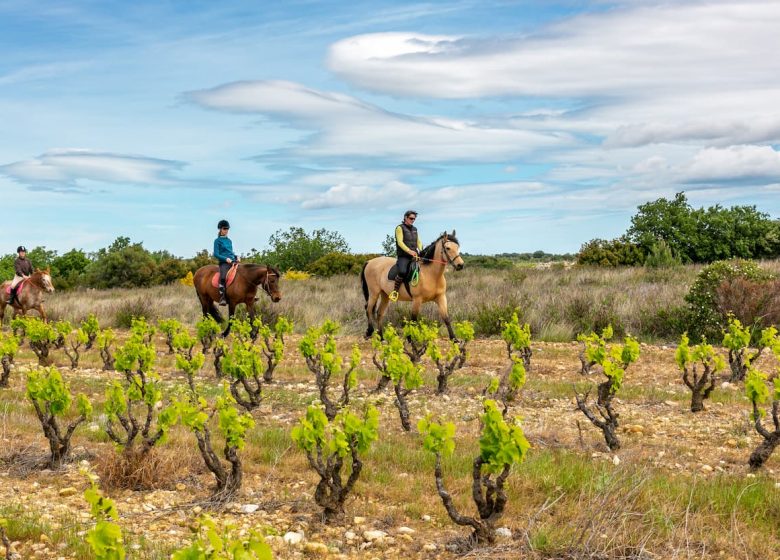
[{"left": 29, "top": 262, "right": 764, "bottom": 342}]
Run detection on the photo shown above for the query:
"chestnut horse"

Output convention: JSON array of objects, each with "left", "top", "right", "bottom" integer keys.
[
  {"left": 361, "top": 231, "right": 464, "bottom": 339},
  {"left": 0, "top": 269, "right": 55, "bottom": 323},
  {"left": 193, "top": 263, "right": 282, "bottom": 336}
]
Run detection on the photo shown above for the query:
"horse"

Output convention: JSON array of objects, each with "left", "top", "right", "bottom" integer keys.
[
  {"left": 0, "top": 269, "right": 55, "bottom": 323},
  {"left": 361, "top": 230, "right": 465, "bottom": 339},
  {"left": 193, "top": 263, "right": 282, "bottom": 336}
]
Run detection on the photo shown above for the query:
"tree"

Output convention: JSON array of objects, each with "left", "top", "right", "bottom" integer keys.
[
  {"left": 627, "top": 192, "right": 697, "bottom": 261},
  {"left": 85, "top": 237, "right": 158, "bottom": 288},
  {"left": 259, "top": 227, "right": 350, "bottom": 271}
]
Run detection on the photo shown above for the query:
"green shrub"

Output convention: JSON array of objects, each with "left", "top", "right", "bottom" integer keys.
[
  {"left": 305, "top": 252, "right": 376, "bottom": 276},
  {"left": 462, "top": 255, "right": 514, "bottom": 270},
  {"left": 419, "top": 400, "right": 530, "bottom": 544},
  {"left": 676, "top": 333, "right": 725, "bottom": 412},
  {"left": 292, "top": 404, "right": 379, "bottom": 521},
  {"left": 472, "top": 300, "right": 521, "bottom": 337},
  {"left": 576, "top": 237, "right": 644, "bottom": 267},
  {"left": 0, "top": 332, "right": 19, "bottom": 387},
  {"left": 26, "top": 367, "right": 92, "bottom": 468},
  {"left": 83, "top": 477, "right": 125, "bottom": 560},
  {"left": 80, "top": 313, "right": 100, "bottom": 350},
  {"left": 113, "top": 298, "right": 156, "bottom": 328},
  {"left": 685, "top": 259, "right": 774, "bottom": 340},
  {"left": 428, "top": 321, "right": 474, "bottom": 395}
]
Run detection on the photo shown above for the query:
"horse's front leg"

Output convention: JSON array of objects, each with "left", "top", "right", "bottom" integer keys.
[
  {"left": 37, "top": 305, "right": 47, "bottom": 322},
  {"left": 435, "top": 294, "right": 455, "bottom": 339},
  {"left": 410, "top": 297, "right": 422, "bottom": 322}
]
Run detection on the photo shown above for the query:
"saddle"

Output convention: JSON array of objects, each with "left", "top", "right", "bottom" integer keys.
[
  {"left": 387, "top": 260, "right": 419, "bottom": 282},
  {"left": 4, "top": 279, "right": 27, "bottom": 296},
  {"left": 387, "top": 261, "right": 419, "bottom": 298},
  {"left": 210, "top": 265, "right": 238, "bottom": 288}
]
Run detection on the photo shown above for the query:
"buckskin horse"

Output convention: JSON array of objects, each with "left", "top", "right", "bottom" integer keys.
[
  {"left": 0, "top": 269, "right": 55, "bottom": 323},
  {"left": 361, "top": 230, "right": 464, "bottom": 339},
  {"left": 193, "top": 263, "right": 282, "bottom": 336}
]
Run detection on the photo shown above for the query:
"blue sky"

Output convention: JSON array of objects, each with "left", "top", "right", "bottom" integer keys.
[{"left": 2, "top": 0, "right": 780, "bottom": 257}]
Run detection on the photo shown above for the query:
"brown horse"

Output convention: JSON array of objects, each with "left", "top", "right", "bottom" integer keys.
[
  {"left": 0, "top": 269, "right": 55, "bottom": 323},
  {"left": 193, "top": 263, "right": 282, "bottom": 336},
  {"left": 361, "top": 231, "right": 464, "bottom": 339}
]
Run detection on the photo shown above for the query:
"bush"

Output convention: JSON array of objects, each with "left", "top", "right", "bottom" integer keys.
[
  {"left": 253, "top": 227, "right": 350, "bottom": 271},
  {"left": 576, "top": 237, "right": 644, "bottom": 267},
  {"left": 113, "top": 298, "right": 156, "bottom": 328},
  {"left": 684, "top": 259, "right": 774, "bottom": 340},
  {"left": 472, "top": 300, "right": 521, "bottom": 337},
  {"left": 306, "top": 252, "right": 376, "bottom": 276}
]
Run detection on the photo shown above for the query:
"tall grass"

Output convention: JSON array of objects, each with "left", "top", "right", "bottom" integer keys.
[{"left": 35, "top": 261, "right": 780, "bottom": 342}]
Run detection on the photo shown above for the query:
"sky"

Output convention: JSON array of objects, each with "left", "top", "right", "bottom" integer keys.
[{"left": 2, "top": 0, "right": 779, "bottom": 257}]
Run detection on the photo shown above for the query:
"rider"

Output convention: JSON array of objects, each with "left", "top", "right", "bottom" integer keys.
[
  {"left": 213, "top": 220, "right": 239, "bottom": 306},
  {"left": 8, "top": 245, "right": 33, "bottom": 305},
  {"left": 389, "top": 210, "right": 423, "bottom": 302}
]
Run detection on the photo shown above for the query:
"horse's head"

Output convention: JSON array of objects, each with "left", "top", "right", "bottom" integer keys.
[
  {"left": 36, "top": 268, "right": 55, "bottom": 293},
  {"left": 263, "top": 266, "right": 282, "bottom": 302},
  {"left": 441, "top": 230, "right": 465, "bottom": 271}
]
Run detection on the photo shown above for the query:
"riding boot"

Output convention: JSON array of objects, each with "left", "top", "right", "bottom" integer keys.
[
  {"left": 389, "top": 275, "right": 403, "bottom": 302},
  {"left": 7, "top": 288, "right": 14, "bottom": 306},
  {"left": 218, "top": 285, "right": 227, "bottom": 306}
]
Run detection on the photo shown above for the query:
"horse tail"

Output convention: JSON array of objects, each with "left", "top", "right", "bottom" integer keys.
[{"left": 360, "top": 262, "right": 369, "bottom": 305}]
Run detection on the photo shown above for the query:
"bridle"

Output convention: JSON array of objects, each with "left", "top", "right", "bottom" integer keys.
[
  {"left": 420, "top": 236, "right": 459, "bottom": 266},
  {"left": 261, "top": 268, "right": 278, "bottom": 295}
]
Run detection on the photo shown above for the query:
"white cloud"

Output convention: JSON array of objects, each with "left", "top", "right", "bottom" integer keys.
[
  {"left": 327, "top": 2, "right": 780, "bottom": 149},
  {"left": 328, "top": 3, "right": 780, "bottom": 99},
  {"left": 0, "top": 149, "right": 184, "bottom": 188},
  {"left": 681, "top": 145, "right": 780, "bottom": 183},
  {"left": 187, "top": 80, "right": 570, "bottom": 162},
  {"left": 301, "top": 180, "right": 415, "bottom": 209}
]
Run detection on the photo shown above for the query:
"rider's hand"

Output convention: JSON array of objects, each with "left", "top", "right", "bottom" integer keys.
[{"left": 226, "top": 258, "right": 232, "bottom": 264}]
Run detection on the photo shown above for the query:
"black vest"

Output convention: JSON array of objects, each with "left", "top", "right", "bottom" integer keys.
[{"left": 396, "top": 223, "right": 418, "bottom": 257}]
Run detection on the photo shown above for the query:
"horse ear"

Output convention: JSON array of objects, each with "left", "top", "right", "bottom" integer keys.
[
  {"left": 442, "top": 231, "right": 448, "bottom": 240},
  {"left": 451, "top": 229, "right": 456, "bottom": 237}
]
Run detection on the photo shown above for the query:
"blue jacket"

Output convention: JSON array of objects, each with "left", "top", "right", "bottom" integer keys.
[{"left": 213, "top": 236, "right": 236, "bottom": 263}]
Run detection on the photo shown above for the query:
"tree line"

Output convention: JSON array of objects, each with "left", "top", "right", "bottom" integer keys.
[
  {"left": 1, "top": 228, "right": 354, "bottom": 290},
  {"left": 577, "top": 192, "right": 780, "bottom": 266}
]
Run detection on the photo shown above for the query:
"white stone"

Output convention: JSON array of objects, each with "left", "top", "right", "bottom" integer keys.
[
  {"left": 421, "top": 515, "right": 432, "bottom": 522},
  {"left": 495, "top": 527, "right": 512, "bottom": 539},
  {"left": 283, "top": 531, "right": 305, "bottom": 545},
  {"left": 344, "top": 531, "right": 357, "bottom": 540},
  {"left": 241, "top": 504, "right": 260, "bottom": 513},
  {"left": 423, "top": 544, "right": 438, "bottom": 551},
  {"left": 612, "top": 456, "right": 621, "bottom": 466},
  {"left": 397, "top": 526, "right": 415, "bottom": 535},
  {"left": 363, "top": 530, "right": 388, "bottom": 542}
]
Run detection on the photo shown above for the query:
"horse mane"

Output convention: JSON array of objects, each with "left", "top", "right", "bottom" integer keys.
[
  {"left": 242, "top": 263, "right": 281, "bottom": 276},
  {"left": 29, "top": 269, "right": 50, "bottom": 288},
  {"left": 419, "top": 232, "right": 459, "bottom": 266}
]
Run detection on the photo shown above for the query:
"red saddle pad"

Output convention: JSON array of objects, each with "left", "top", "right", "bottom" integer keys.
[
  {"left": 4, "top": 279, "right": 27, "bottom": 295},
  {"left": 211, "top": 266, "right": 238, "bottom": 288}
]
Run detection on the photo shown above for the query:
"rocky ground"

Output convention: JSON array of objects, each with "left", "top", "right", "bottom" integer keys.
[{"left": 1, "top": 336, "right": 779, "bottom": 559}]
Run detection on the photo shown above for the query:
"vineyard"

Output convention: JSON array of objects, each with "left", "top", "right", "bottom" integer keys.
[{"left": 1, "top": 270, "right": 780, "bottom": 559}]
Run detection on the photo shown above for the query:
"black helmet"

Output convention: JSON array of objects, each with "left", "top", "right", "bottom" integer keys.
[
  {"left": 217, "top": 219, "right": 230, "bottom": 230},
  {"left": 16, "top": 246, "right": 26, "bottom": 253},
  {"left": 404, "top": 210, "right": 418, "bottom": 218}
]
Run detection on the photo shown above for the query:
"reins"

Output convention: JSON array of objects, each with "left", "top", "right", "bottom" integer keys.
[{"left": 419, "top": 237, "right": 457, "bottom": 266}]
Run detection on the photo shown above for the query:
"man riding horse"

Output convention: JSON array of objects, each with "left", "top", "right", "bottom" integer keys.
[
  {"left": 8, "top": 246, "right": 33, "bottom": 306},
  {"left": 390, "top": 210, "right": 423, "bottom": 302}
]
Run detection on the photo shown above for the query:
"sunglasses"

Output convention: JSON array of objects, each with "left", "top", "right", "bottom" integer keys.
[{"left": 406, "top": 216, "right": 416, "bottom": 221}]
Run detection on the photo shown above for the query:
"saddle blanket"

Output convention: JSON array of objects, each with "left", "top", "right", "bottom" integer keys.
[{"left": 211, "top": 266, "right": 238, "bottom": 288}]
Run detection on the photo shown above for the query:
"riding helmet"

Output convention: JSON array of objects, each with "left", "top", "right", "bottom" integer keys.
[
  {"left": 404, "top": 210, "right": 418, "bottom": 218},
  {"left": 16, "top": 246, "right": 26, "bottom": 253},
  {"left": 217, "top": 219, "right": 230, "bottom": 230}
]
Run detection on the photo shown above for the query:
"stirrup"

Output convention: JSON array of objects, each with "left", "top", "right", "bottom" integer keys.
[{"left": 388, "top": 290, "right": 399, "bottom": 302}]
